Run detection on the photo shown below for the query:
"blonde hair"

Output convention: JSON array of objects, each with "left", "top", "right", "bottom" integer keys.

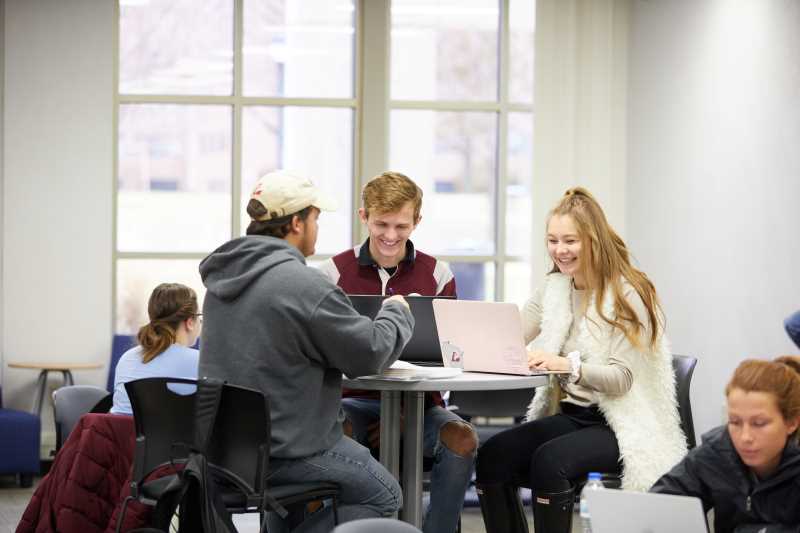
[
  {"left": 548, "top": 187, "right": 662, "bottom": 349},
  {"left": 362, "top": 171, "right": 423, "bottom": 222},
  {"left": 726, "top": 356, "right": 800, "bottom": 437},
  {"left": 137, "top": 283, "right": 198, "bottom": 363}
]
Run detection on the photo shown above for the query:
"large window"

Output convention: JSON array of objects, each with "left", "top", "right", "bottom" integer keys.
[
  {"left": 388, "top": 0, "right": 535, "bottom": 302},
  {"left": 114, "top": 0, "right": 535, "bottom": 332}
]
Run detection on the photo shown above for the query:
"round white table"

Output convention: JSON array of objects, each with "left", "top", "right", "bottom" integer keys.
[{"left": 342, "top": 371, "right": 548, "bottom": 528}]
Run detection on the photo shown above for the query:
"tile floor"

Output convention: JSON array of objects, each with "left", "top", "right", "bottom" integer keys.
[{"left": 1, "top": 475, "right": 587, "bottom": 533}]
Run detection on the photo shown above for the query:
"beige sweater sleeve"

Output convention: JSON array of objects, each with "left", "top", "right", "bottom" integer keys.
[
  {"left": 576, "top": 285, "right": 652, "bottom": 395},
  {"left": 520, "top": 286, "right": 544, "bottom": 345},
  {"left": 521, "top": 281, "right": 651, "bottom": 399}
]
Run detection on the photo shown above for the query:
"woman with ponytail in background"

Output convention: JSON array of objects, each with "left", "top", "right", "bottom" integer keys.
[
  {"left": 110, "top": 283, "right": 201, "bottom": 415},
  {"left": 652, "top": 356, "right": 800, "bottom": 532}
]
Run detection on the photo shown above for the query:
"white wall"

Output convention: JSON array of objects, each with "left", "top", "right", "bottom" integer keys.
[
  {"left": 1, "top": 0, "right": 5, "bottom": 387},
  {"left": 532, "top": 0, "right": 629, "bottom": 278},
  {"left": 2, "top": 0, "right": 114, "bottom": 449},
  {"left": 627, "top": 0, "right": 800, "bottom": 436}
]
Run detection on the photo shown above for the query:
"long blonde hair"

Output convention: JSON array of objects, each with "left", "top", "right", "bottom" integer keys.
[{"left": 548, "top": 187, "right": 662, "bottom": 349}]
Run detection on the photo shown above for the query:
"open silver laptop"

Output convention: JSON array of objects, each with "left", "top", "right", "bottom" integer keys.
[
  {"left": 432, "top": 299, "right": 568, "bottom": 376},
  {"left": 586, "top": 489, "right": 708, "bottom": 533}
]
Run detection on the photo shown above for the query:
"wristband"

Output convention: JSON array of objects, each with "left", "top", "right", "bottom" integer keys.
[{"left": 566, "top": 350, "right": 582, "bottom": 384}]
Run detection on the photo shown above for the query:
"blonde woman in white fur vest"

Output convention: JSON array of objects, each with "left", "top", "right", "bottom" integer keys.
[{"left": 475, "top": 188, "right": 687, "bottom": 533}]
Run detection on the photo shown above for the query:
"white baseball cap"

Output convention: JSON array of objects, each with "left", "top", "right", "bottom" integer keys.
[{"left": 249, "top": 170, "right": 338, "bottom": 221}]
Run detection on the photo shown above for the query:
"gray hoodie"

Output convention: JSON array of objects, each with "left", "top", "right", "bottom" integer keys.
[{"left": 198, "top": 235, "right": 414, "bottom": 458}]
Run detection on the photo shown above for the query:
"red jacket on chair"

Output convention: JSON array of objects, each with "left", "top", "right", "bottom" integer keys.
[{"left": 16, "top": 413, "right": 156, "bottom": 533}]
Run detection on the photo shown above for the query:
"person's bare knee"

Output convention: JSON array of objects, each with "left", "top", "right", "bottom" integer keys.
[{"left": 440, "top": 421, "right": 478, "bottom": 457}]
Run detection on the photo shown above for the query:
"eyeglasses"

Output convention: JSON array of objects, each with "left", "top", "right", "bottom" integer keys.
[{"left": 194, "top": 313, "right": 203, "bottom": 324}]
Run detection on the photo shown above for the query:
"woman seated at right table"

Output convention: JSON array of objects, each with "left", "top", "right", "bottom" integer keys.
[
  {"left": 110, "top": 282, "right": 200, "bottom": 415},
  {"left": 652, "top": 356, "right": 800, "bottom": 532},
  {"left": 475, "top": 187, "right": 687, "bottom": 533}
]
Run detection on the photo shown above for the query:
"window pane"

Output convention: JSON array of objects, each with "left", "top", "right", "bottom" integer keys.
[
  {"left": 451, "top": 262, "right": 494, "bottom": 301},
  {"left": 509, "top": 0, "right": 535, "bottom": 103},
  {"left": 243, "top": 0, "right": 355, "bottom": 98},
  {"left": 391, "top": 0, "right": 499, "bottom": 101},
  {"left": 241, "top": 106, "right": 352, "bottom": 254},
  {"left": 503, "top": 261, "right": 532, "bottom": 308},
  {"left": 390, "top": 110, "right": 497, "bottom": 255},
  {"left": 119, "top": 0, "right": 233, "bottom": 95},
  {"left": 506, "top": 112, "right": 533, "bottom": 257},
  {"left": 118, "top": 104, "right": 232, "bottom": 253},
  {"left": 116, "top": 259, "right": 205, "bottom": 334}
]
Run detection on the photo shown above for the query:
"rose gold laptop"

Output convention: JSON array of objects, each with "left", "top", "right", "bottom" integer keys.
[{"left": 432, "top": 299, "right": 568, "bottom": 376}]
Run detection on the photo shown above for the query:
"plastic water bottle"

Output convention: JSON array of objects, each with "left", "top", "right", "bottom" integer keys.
[{"left": 580, "top": 472, "right": 605, "bottom": 533}]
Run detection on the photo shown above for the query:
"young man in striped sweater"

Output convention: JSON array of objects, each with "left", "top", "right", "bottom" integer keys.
[{"left": 318, "top": 171, "right": 477, "bottom": 533}]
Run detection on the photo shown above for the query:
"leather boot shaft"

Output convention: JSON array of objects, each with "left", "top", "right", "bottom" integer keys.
[
  {"left": 476, "top": 482, "right": 529, "bottom": 533},
  {"left": 533, "top": 487, "right": 576, "bottom": 533}
]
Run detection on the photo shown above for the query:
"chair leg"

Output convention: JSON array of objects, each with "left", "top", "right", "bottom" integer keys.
[
  {"left": 331, "top": 496, "right": 339, "bottom": 525},
  {"left": 259, "top": 509, "right": 268, "bottom": 533},
  {"left": 116, "top": 496, "right": 133, "bottom": 533}
]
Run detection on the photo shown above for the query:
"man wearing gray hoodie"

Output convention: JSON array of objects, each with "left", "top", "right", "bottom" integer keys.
[{"left": 199, "top": 171, "right": 414, "bottom": 532}]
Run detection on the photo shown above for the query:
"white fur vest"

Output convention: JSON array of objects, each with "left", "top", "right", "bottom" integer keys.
[{"left": 524, "top": 273, "right": 687, "bottom": 491}]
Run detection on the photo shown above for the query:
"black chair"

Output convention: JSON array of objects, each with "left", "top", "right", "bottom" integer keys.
[
  {"left": 116, "top": 377, "right": 198, "bottom": 533},
  {"left": 118, "top": 377, "right": 339, "bottom": 533},
  {"left": 448, "top": 388, "right": 534, "bottom": 444},
  {"left": 571, "top": 353, "right": 699, "bottom": 491},
  {"left": 196, "top": 378, "right": 340, "bottom": 531},
  {"left": 53, "top": 385, "right": 112, "bottom": 451},
  {"left": 672, "top": 354, "right": 698, "bottom": 449}
]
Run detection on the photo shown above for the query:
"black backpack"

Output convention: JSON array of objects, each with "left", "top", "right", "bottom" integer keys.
[
  {"left": 146, "top": 450, "right": 238, "bottom": 533},
  {"left": 135, "top": 378, "right": 289, "bottom": 533}
]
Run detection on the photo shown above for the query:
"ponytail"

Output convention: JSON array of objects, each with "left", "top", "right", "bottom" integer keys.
[
  {"left": 137, "top": 322, "right": 178, "bottom": 363},
  {"left": 776, "top": 355, "right": 800, "bottom": 376},
  {"left": 137, "top": 283, "right": 198, "bottom": 363}
]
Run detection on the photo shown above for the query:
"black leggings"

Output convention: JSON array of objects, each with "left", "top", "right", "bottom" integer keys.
[{"left": 475, "top": 402, "right": 620, "bottom": 492}]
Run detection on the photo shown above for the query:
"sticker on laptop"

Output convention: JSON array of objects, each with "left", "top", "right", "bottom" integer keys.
[{"left": 440, "top": 341, "right": 464, "bottom": 368}]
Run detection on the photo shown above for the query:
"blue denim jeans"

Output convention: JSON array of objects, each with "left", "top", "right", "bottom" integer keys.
[
  {"left": 265, "top": 435, "right": 402, "bottom": 533},
  {"left": 786, "top": 310, "right": 800, "bottom": 349},
  {"left": 343, "top": 398, "right": 475, "bottom": 533}
]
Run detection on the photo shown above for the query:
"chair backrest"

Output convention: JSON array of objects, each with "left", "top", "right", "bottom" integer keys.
[
  {"left": 108, "top": 334, "right": 136, "bottom": 392},
  {"left": 672, "top": 354, "right": 698, "bottom": 449},
  {"left": 53, "top": 385, "right": 112, "bottom": 450},
  {"left": 332, "top": 518, "right": 422, "bottom": 533},
  {"left": 200, "top": 379, "right": 270, "bottom": 494},
  {"left": 449, "top": 388, "right": 533, "bottom": 419},
  {"left": 125, "top": 377, "right": 197, "bottom": 482}
]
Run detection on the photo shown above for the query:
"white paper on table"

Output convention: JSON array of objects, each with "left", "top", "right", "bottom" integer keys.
[{"left": 358, "top": 360, "right": 463, "bottom": 381}]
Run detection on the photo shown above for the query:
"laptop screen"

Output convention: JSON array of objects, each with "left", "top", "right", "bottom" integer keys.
[
  {"left": 586, "top": 489, "right": 708, "bottom": 533},
  {"left": 348, "top": 294, "right": 454, "bottom": 364}
]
